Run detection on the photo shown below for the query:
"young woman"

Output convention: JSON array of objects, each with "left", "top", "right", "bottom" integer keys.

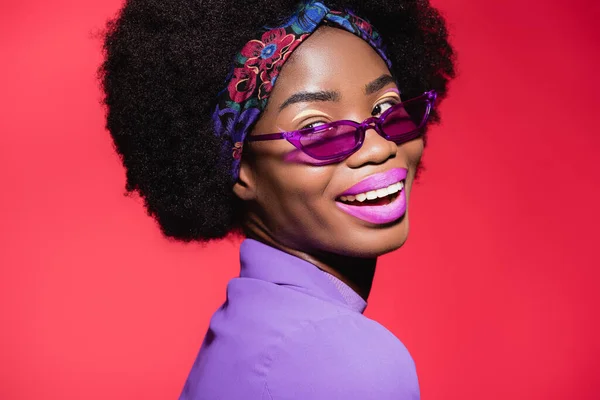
[{"left": 100, "top": 0, "right": 455, "bottom": 398}]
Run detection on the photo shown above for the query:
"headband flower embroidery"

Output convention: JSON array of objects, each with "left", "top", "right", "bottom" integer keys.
[
  {"left": 241, "top": 28, "right": 296, "bottom": 73},
  {"left": 227, "top": 66, "right": 257, "bottom": 103}
]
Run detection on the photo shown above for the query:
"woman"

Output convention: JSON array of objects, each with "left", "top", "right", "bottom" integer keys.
[{"left": 100, "top": 0, "right": 455, "bottom": 398}]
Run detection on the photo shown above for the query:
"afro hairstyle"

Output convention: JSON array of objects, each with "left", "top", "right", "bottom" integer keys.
[{"left": 99, "top": 0, "right": 456, "bottom": 242}]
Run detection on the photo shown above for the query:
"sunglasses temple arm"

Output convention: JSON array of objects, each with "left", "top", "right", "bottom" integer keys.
[{"left": 246, "top": 132, "right": 286, "bottom": 142}]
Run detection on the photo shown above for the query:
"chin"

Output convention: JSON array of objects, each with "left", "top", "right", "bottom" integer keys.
[
  {"left": 372, "top": 217, "right": 410, "bottom": 257},
  {"left": 335, "top": 214, "right": 411, "bottom": 258}
]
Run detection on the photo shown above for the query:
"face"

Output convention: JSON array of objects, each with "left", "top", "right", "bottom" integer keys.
[{"left": 235, "top": 26, "right": 424, "bottom": 259}]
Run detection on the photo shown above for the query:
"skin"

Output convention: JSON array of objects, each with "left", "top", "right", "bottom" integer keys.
[{"left": 233, "top": 26, "right": 424, "bottom": 300}]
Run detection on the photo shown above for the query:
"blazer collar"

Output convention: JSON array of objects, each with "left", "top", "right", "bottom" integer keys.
[{"left": 240, "top": 239, "right": 367, "bottom": 314}]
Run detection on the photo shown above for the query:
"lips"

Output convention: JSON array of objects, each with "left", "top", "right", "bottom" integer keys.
[
  {"left": 335, "top": 168, "right": 408, "bottom": 225},
  {"left": 337, "top": 168, "right": 408, "bottom": 197}
]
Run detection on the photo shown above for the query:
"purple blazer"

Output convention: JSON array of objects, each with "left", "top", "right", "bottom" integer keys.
[{"left": 179, "top": 239, "right": 420, "bottom": 399}]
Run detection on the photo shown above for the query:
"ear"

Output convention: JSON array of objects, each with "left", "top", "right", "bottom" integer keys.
[{"left": 232, "top": 158, "right": 257, "bottom": 201}]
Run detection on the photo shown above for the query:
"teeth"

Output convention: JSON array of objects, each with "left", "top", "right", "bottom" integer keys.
[
  {"left": 376, "top": 188, "right": 388, "bottom": 198},
  {"left": 339, "top": 181, "right": 404, "bottom": 203}
]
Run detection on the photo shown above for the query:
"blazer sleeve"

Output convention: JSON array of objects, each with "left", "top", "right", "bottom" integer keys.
[{"left": 262, "top": 314, "right": 420, "bottom": 400}]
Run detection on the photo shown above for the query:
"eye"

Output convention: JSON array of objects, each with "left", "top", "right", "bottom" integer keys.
[
  {"left": 301, "top": 120, "right": 328, "bottom": 130},
  {"left": 371, "top": 99, "right": 398, "bottom": 117}
]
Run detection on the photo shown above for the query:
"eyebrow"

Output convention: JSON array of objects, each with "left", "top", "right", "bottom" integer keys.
[
  {"left": 279, "top": 90, "right": 340, "bottom": 112},
  {"left": 365, "top": 74, "right": 397, "bottom": 95},
  {"left": 277, "top": 74, "right": 397, "bottom": 112}
]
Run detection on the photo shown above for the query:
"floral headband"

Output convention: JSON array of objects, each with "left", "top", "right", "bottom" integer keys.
[{"left": 212, "top": 0, "right": 392, "bottom": 181}]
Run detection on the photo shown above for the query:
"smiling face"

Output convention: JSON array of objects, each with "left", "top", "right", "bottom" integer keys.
[{"left": 234, "top": 26, "right": 424, "bottom": 260}]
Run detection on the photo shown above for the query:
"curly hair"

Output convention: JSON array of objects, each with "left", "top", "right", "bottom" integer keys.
[{"left": 99, "top": 0, "right": 456, "bottom": 242}]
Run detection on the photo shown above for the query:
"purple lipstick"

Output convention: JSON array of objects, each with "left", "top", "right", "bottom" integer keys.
[{"left": 335, "top": 168, "right": 408, "bottom": 225}]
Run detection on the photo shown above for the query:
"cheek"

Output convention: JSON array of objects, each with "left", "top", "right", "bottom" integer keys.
[
  {"left": 401, "top": 138, "right": 425, "bottom": 168},
  {"left": 254, "top": 161, "right": 335, "bottom": 223},
  {"left": 398, "top": 139, "right": 424, "bottom": 194}
]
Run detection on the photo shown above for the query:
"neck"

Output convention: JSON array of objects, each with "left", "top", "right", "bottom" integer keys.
[
  {"left": 244, "top": 221, "right": 376, "bottom": 301},
  {"left": 305, "top": 251, "right": 376, "bottom": 301}
]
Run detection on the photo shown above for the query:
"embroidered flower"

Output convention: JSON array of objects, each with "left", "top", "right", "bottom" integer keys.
[
  {"left": 213, "top": 105, "right": 261, "bottom": 137},
  {"left": 227, "top": 67, "right": 257, "bottom": 103},
  {"left": 241, "top": 28, "right": 296, "bottom": 73},
  {"left": 258, "top": 69, "right": 277, "bottom": 100},
  {"left": 232, "top": 142, "right": 243, "bottom": 160},
  {"left": 349, "top": 14, "right": 373, "bottom": 37}
]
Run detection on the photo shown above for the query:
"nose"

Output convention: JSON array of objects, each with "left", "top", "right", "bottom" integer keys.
[{"left": 344, "top": 126, "right": 397, "bottom": 168}]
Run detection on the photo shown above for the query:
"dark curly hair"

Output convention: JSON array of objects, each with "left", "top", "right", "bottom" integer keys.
[{"left": 99, "top": 0, "right": 456, "bottom": 242}]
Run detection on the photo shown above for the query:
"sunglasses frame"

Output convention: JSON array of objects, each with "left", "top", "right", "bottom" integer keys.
[{"left": 246, "top": 90, "right": 437, "bottom": 163}]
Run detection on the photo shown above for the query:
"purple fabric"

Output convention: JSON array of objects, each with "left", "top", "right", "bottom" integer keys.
[
  {"left": 321, "top": 269, "right": 367, "bottom": 314},
  {"left": 179, "top": 239, "right": 420, "bottom": 399}
]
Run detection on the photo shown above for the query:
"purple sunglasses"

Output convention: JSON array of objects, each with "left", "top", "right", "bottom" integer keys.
[{"left": 246, "top": 90, "right": 437, "bottom": 163}]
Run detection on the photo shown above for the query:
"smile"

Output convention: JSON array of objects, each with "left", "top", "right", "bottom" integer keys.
[
  {"left": 338, "top": 181, "right": 404, "bottom": 204},
  {"left": 335, "top": 168, "right": 408, "bottom": 224}
]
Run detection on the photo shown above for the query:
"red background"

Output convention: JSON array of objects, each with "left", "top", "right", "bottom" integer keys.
[{"left": 1, "top": 0, "right": 599, "bottom": 398}]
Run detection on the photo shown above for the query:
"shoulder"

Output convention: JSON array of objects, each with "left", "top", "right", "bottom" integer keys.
[{"left": 263, "top": 314, "right": 420, "bottom": 400}]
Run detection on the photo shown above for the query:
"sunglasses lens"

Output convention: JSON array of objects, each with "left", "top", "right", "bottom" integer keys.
[
  {"left": 382, "top": 98, "right": 430, "bottom": 139},
  {"left": 299, "top": 125, "right": 358, "bottom": 159},
  {"left": 293, "top": 94, "right": 434, "bottom": 161}
]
